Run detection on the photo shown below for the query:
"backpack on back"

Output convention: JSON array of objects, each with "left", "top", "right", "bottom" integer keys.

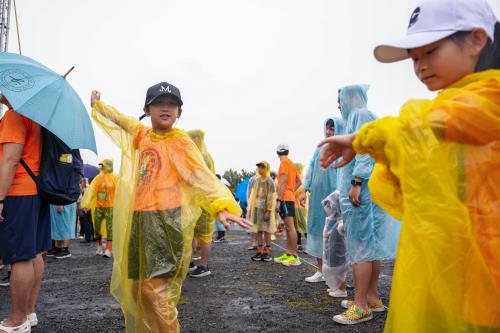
[{"left": 20, "top": 127, "right": 84, "bottom": 205}]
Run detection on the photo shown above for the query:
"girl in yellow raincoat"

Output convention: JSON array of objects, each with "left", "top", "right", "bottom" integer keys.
[
  {"left": 319, "top": 0, "right": 500, "bottom": 331},
  {"left": 81, "top": 159, "right": 117, "bottom": 258},
  {"left": 247, "top": 161, "right": 277, "bottom": 262},
  {"left": 89, "top": 82, "right": 250, "bottom": 333},
  {"left": 293, "top": 163, "right": 308, "bottom": 251}
]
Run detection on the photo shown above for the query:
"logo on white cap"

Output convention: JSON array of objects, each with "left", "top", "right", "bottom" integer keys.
[{"left": 408, "top": 7, "right": 421, "bottom": 28}]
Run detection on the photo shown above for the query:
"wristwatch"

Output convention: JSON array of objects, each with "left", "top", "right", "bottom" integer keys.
[{"left": 351, "top": 179, "right": 363, "bottom": 187}]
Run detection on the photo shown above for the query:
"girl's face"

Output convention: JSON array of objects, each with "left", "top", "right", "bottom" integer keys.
[
  {"left": 145, "top": 96, "right": 181, "bottom": 132},
  {"left": 408, "top": 29, "right": 488, "bottom": 91}
]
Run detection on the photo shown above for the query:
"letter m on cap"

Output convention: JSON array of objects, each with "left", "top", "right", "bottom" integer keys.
[{"left": 159, "top": 85, "right": 172, "bottom": 93}]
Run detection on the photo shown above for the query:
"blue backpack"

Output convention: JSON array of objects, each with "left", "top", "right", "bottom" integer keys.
[{"left": 20, "top": 127, "right": 84, "bottom": 205}]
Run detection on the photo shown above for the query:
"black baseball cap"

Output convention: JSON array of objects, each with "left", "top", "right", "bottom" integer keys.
[{"left": 144, "top": 82, "right": 183, "bottom": 107}]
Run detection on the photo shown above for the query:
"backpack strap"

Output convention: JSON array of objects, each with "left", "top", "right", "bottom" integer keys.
[{"left": 19, "top": 158, "right": 38, "bottom": 182}]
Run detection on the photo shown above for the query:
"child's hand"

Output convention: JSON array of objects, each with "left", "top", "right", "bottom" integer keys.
[
  {"left": 91, "top": 90, "right": 101, "bottom": 107},
  {"left": 317, "top": 134, "right": 356, "bottom": 169},
  {"left": 217, "top": 210, "right": 253, "bottom": 229},
  {"left": 264, "top": 211, "right": 271, "bottom": 222}
]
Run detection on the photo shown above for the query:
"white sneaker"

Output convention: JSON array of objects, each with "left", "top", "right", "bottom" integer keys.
[
  {"left": 96, "top": 248, "right": 104, "bottom": 256},
  {"left": 27, "top": 313, "right": 37, "bottom": 327},
  {"left": 329, "top": 289, "right": 348, "bottom": 298},
  {"left": 305, "top": 271, "right": 324, "bottom": 283},
  {"left": 0, "top": 319, "right": 31, "bottom": 332},
  {"left": 103, "top": 249, "right": 112, "bottom": 258}
]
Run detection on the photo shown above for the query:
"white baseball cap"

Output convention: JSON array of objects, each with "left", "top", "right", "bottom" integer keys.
[
  {"left": 277, "top": 143, "right": 289, "bottom": 153},
  {"left": 374, "top": 0, "right": 498, "bottom": 63}
]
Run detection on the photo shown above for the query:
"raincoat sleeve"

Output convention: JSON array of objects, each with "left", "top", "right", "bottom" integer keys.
[
  {"left": 173, "top": 138, "right": 242, "bottom": 217},
  {"left": 428, "top": 81, "right": 500, "bottom": 145},
  {"left": 351, "top": 110, "right": 376, "bottom": 179},
  {"left": 266, "top": 179, "right": 276, "bottom": 212},
  {"left": 91, "top": 100, "right": 145, "bottom": 149},
  {"left": 302, "top": 149, "right": 318, "bottom": 192},
  {"left": 80, "top": 176, "right": 97, "bottom": 210}
]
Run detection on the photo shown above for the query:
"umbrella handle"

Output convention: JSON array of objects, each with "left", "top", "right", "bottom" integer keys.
[{"left": 63, "top": 66, "right": 75, "bottom": 78}]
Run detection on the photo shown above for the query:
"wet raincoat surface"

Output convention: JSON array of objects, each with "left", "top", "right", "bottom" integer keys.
[
  {"left": 338, "top": 85, "right": 400, "bottom": 264},
  {"left": 303, "top": 118, "right": 344, "bottom": 258},
  {"left": 353, "top": 70, "right": 500, "bottom": 332},
  {"left": 247, "top": 161, "right": 276, "bottom": 233},
  {"left": 91, "top": 101, "right": 241, "bottom": 333},
  {"left": 322, "top": 191, "right": 347, "bottom": 292}
]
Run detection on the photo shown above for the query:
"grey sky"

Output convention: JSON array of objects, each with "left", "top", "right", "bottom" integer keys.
[{"left": 15, "top": 0, "right": 500, "bottom": 174}]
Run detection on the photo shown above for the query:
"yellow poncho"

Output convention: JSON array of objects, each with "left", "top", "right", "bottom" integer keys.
[
  {"left": 92, "top": 101, "right": 241, "bottom": 333},
  {"left": 353, "top": 70, "right": 500, "bottom": 332},
  {"left": 294, "top": 163, "right": 308, "bottom": 234},
  {"left": 247, "top": 161, "right": 277, "bottom": 233}
]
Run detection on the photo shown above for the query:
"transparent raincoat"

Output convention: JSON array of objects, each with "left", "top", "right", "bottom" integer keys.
[
  {"left": 321, "top": 191, "right": 347, "bottom": 292},
  {"left": 338, "top": 85, "right": 400, "bottom": 264},
  {"left": 80, "top": 159, "right": 117, "bottom": 240},
  {"left": 91, "top": 101, "right": 242, "bottom": 333},
  {"left": 303, "top": 118, "right": 344, "bottom": 258},
  {"left": 187, "top": 130, "right": 217, "bottom": 245},
  {"left": 353, "top": 70, "right": 500, "bottom": 332},
  {"left": 293, "top": 163, "right": 308, "bottom": 234},
  {"left": 247, "top": 161, "right": 277, "bottom": 233}
]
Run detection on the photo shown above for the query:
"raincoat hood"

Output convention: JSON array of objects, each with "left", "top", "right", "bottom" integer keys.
[
  {"left": 256, "top": 161, "right": 271, "bottom": 179},
  {"left": 338, "top": 85, "right": 369, "bottom": 121},
  {"left": 187, "top": 129, "right": 206, "bottom": 151},
  {"left": 324, "top": 117, "right": 345, "bottom": 137},
  {"left": 295, "top": 163, "right": 305, "bottom": 176},
  {"left": 99, "top": 159, "right": 114, "bottom": 174}
]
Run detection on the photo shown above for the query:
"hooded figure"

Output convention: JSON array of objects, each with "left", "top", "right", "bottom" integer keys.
[
  {"left": 302, "top": 117, "right": 344, "bottom": 260},
  {"left": 247, "top": 161, "right": 277, "bottom": 234},
  {"left": 81, "top": 159, "right": 117, "bottom": 257},
  {"left": 337, "top": 85, "right": 400, "bottom": 264},
  {"left": 187, "top": 130, "right": 217, "bottom": 246}
]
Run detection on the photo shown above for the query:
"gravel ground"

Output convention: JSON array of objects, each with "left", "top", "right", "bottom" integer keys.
[{"left": 0, "top": 231, "right": 393, "bottom": 332}]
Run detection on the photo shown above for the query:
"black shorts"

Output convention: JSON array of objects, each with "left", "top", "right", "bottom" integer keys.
[
  {"left": 0, "top": 195, "right": 51, "bottom": 265},
  {"left": 279, "top": 201, "right": 295, "bottom": 219}
]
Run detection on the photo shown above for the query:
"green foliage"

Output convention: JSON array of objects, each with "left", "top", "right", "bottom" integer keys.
[{"left": 222, "top": 168, "right": 255, "bottom": 193}]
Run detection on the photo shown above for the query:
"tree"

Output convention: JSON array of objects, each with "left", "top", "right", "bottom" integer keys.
[{"left": 222, "top": 168, "right": 255, "bottom": 193}]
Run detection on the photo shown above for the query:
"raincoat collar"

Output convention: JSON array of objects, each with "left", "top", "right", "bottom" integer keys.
[{"left": 449, "top": 69, "right": 500, "bottom": 89}]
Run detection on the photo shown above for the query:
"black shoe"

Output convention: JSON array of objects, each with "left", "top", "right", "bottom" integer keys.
[
  {"left": 55, "top": 249, "right": 71, "bottom": 259},
  {"left": 251, "top": 252, "right": 263, "bottom": 261},
  {"left": 297, "top": 245, "right": 305, "bottom": 253},
  {"left": 214, "top": 236, "right": 226, "bottom": 243},
  {"left": 46, "top": 248, "right": 61, "bottom": 257},
  {"left": 261, "top": 252, "right": 273, "bottom": 262},
  {"left": 0, "top": 271, "right": 10, "bottom": 287},
  {"left": 189, "top": 265, "right": 211, "bottom": 278}
]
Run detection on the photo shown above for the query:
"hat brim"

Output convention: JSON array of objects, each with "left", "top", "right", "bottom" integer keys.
[
  {"left": 374, "top": 30, "right": 456, "bottom": 63},
  {"left": 256, "top": 163, "right": 265, "bottom": 167},
  {"left": 145, "top": 93, "right": 183, "bottom": 107}
]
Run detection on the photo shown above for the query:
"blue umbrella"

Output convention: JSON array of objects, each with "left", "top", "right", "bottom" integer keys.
[
  {"left": 83, "top": 164, "right": 100, "bottom": 183},
  {"left": 0, "top": 52, "right": 97, "bottom": 153}
]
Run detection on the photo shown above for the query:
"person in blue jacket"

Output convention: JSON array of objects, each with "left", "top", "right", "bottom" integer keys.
[
  {"left": 301, "top": 117, "right": 344, "bottom": 284},
  {"left": 332, "top": 84, "right": 400, "bottom": 325}
]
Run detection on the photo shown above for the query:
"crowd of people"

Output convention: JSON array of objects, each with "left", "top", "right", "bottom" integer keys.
[{"left": 0, "top": 0, "right": 499, "bottom": 332}]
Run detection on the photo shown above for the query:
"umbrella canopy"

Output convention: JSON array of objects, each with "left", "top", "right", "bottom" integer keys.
[
  {"left": 0, "top": 52, "right": 97, "bottom": 153},
  {"left": 83, "top": 164, "right": 100, "bottom": 183}
]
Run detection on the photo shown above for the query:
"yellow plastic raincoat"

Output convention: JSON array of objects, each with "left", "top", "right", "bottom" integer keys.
[
  {"left": 353, "top": 70, "right": 500, "bottom": 332},
  {"left": 91, "top": 101, "right": 242, "bottom": 333},
  {"left": 187, "top": 129, "right": 217, "bottom": 245},
  {"left": 81, "top": 160, "right": 117, "bottom": 240},
  {"left": 247, "top": 161, "right": 276, "bottom": 233},
  {"left": 294, "top": 163, "right": 308, "bottom": 234}
]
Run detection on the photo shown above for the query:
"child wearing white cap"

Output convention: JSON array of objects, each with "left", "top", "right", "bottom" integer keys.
[{"left": 320, "top": 0, "right": 499, "bottom": 330}]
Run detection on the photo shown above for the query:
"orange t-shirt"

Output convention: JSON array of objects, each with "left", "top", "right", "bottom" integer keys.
[
  {"left": 278, "top": 157, "right": 297, "bottom": 202},
  {"left": 0, "top": 110, "right": 41, "bottom": 196}
]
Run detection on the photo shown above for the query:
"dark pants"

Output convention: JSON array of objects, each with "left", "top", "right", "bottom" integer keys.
[{"left": 79, "top": 211, "right": 94, "bottom": 242}]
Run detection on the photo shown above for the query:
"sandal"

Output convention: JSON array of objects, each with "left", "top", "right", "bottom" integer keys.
[{"left": 0, "top": 319, "right": 31, "bottom": 333}]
